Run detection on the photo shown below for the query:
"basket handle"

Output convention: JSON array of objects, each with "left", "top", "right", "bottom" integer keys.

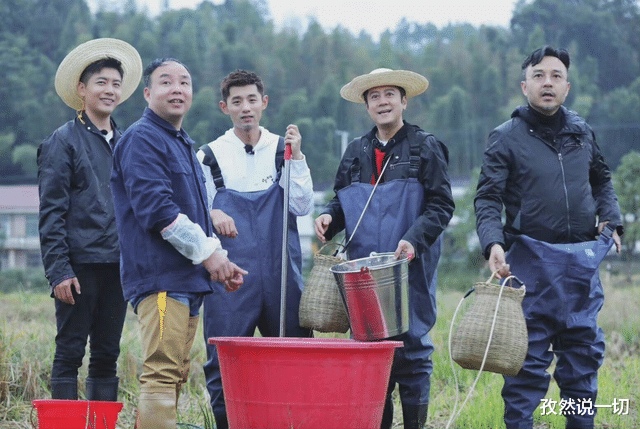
[
  {"left": 503, "top": 275, "right": 524, "bottom": 287},
  {"left": 487, "top": 271, "right": 524, "bottom": 288},
  {"left": 317, "top": 241, "right": 344, "bottom": 256}
]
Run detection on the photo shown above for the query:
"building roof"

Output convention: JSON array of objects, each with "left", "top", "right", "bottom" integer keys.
[{"left": 0, "top": 185, "right": 39, "bottom": 213}]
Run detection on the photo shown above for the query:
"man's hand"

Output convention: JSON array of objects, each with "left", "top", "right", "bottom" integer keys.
[
  {"left": 285, "top": 124, "right": 304, "bottom": 160},
  {"left": 489, "top": 243, "right": 511, "bottom": 279},
  {"left": 54, "top": 277, "right": 81, "bottom": 305},
  {"left": 598, "top": 221, "right": 621, "bottom": 253},
  {"left": 394, "top": 240, "right": 415, "bottom": 261},
  {"left": 203, "top": 250, "right": 248, "bottom": 292},
  {"left": 210, "top": 209, "right": 238, "bottom": 238},
  {"left": 314, "top": 214, "right": 332, "bottom": 243}
]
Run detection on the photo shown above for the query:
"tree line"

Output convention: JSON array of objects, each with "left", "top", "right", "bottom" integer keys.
[{"left": 0, "top": 0, "right": 638, "bottom": 188}]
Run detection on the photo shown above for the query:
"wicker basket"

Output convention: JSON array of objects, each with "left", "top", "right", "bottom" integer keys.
[
  {"left": 299, "top": 243, "right": 350, "bottom": 333},
  {"left": 451, "top": 275, "right": 528, "bottom": 376}
]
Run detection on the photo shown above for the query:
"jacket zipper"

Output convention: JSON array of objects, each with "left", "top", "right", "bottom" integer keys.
[
  {"left": 557, "top": 151, "right": 571, "bottom": 239},
  {"left": 537, "top": 131, "right": 572, "bottom": 240}
]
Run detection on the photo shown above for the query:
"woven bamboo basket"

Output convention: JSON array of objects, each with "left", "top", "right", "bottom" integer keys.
[
  {"left": 299, "top": 243, "right": 350, "bottom": 333},
  {"left": 451, "top": 275, "right": 528, "bottom": 376}
]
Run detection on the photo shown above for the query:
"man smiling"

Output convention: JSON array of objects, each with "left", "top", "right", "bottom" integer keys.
[
  {"left": 111, "top": 59, "right": 247, "bottom": 429},
  {"left": 198, "top": 69, "right": 313, "bottom": 429},
  {"left": 38, "top": 38, "right": 142, "bottom": 403},
  {"left": 315, "top": 68, "right": 455, "bottom": 429}
]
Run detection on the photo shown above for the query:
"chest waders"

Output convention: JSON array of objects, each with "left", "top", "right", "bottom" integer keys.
[
  {"left": 501, "top": 226, "right": 614, "bottom": 429},
  {"left": 200, "top": 144, "right": 311, "bottom": 428},
  {"left": 337, "top": 146, "right": 440, "bottom": 429}
]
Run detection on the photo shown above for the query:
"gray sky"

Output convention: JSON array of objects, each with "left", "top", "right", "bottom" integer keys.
[{"left": 90, "top": 0, "right": 519, "bottom": 40}]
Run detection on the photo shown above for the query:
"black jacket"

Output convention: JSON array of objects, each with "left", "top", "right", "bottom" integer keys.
[
  {"left": 37, "top": 115, "right": 121, "bottom": 287},
  {"left": 475, "top": 105, "right": 622, "bottom": 258},
  {"left": 321, "top": 122, "right": 455, "bottom": 251}
]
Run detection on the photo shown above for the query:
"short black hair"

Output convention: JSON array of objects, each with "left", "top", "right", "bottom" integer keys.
[
  {"left": 220, "top": 69, "right": 265, "bottom": 102},
  {"left": 143, "top": 58, "right": 190, "bottom": 88},
  {"left": 79, "top": 58, "right": 123, "bottom": 84},
  {"left": 363, "top": 86, "right": 407, "bottom": 105},
  {"left": 522, "top": 46, "right": 570, "bottom": 80}
]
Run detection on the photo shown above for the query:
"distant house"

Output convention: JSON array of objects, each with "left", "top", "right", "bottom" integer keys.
[{"left": 0, "top": 185, "right": 42, "bottom": 270}]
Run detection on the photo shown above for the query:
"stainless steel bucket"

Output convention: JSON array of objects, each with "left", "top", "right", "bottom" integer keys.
[{"left": 330, "top": 253, "right": 409, "bottom": 341}]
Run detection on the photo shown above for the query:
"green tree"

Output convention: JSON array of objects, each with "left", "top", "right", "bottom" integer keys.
[
  {"left": 511, "top": 0, "right": 640, "bottom": 91},
  {"left": 613, "top": 151, "right": 640, "bottom": 265},
  {"left": 12, "top": 144, "right": 38, "bottom": 178}
]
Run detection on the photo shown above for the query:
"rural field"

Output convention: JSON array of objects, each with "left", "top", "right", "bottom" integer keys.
[{"left": 0, "top": 270, "right": 638, "bottom": 428}]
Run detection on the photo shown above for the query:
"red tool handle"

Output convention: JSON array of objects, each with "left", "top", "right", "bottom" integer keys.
[{"left": 284, "top": 142, "right": 292, "bottom": 160}]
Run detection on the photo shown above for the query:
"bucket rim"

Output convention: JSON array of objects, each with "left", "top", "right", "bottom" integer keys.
[
  {"left": 32, "top": 399, "right": 123, "bottom": 405},
  {"left": 329, "top": 252, "right": 409, "bottom": 274},
  {"left": 208, "top": 337, "right": 403, "bottom": 349}
]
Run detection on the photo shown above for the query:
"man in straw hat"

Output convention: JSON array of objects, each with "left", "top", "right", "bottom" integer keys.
[
  {"left": 37, "top": 38, "right": 142, "bottom": 402},
  {"left": 315, "top": 68, "right": 455, "bottom": 428},
  {"left": 475, "top": 46, "right": 622, "bottom": 429},
  {"left": 110, "top": 58, "right": 247, "bottom": 429}
]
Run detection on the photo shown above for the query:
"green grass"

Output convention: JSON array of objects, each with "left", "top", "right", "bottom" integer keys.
[{"left": 0, "top": 272, "right": 638, "bottom": 428}]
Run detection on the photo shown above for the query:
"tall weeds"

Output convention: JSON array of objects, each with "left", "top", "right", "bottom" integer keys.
[{"left": 1, "top": 272, "right": 638, "bottom": 428}]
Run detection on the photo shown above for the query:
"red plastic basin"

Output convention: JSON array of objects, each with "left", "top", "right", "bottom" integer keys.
[
  {"left": 209, "top": 337, "right": 403, "bottom": 429},
  {"left": 32, "top": 399, "right": 123, "bottom": 429}
]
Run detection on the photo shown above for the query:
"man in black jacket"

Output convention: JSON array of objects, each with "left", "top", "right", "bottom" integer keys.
[
  {"left": 37, "top": 38, "right": 142, "bottom": 401},
  {"left": 315, "top": 69, "right": 454, "bottom": 429},
  {"left": 475, "top": 46, "right": 622, "bottom": 429}
]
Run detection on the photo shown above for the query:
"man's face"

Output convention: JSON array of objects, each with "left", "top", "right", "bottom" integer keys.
[
  {"left": 77, "top": 68, "right": 122, "bottom": 118},
  {"left": 144, "top": 61, "right": 193, "bottom": 129},
  {"left": 365, "top": 86, "right": 407, "bottom": 129},
  {"left": 521, "top": 56, "right": 570, "bottom": 116},
  {"left": 220, "top": 84, "right": 268, "bottom": 132}
]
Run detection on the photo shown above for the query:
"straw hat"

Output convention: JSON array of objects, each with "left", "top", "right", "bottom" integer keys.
[
  {"left": 340, "top": 68, "right": 429, "bottom": 103},
  {"left": 55, "top": 38, "right": 143, "bottom": 111}
]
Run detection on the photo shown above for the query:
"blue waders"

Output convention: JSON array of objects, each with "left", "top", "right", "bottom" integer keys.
[
  {"left": 337, "top": 177, "right": 440, "bottom": 429},
  {"left": 202, "top": 182, "right": 311, "bottom": 428},
  {"left": 502, "top": 227, "right": 614, "bottom": 429}
]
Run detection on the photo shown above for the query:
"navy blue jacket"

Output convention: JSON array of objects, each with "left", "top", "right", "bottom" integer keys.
[
  {"left": 110, "top": 108, "right": 213, "bottom": 302},
  {"left": 37, "top": 115, "right": 120, "bottom": 288},
  {"left": 475, "top": 105, "right": 622, "bottom": 258}
]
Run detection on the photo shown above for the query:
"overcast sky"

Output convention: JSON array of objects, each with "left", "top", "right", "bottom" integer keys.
[{"left": 89, "top": 0, "right": 519, "bottom": 40}]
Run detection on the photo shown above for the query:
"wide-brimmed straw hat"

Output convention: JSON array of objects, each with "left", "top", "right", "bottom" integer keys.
[
  {"left": 55, "top": 38, "right": 143, "bottom": 111},
  {"left": 340, "top": 68, "right": 429, "bottom": 103}
]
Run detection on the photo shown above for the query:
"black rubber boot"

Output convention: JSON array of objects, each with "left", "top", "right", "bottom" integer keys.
[
  {"left": 51, "top": 377, "right": 78, "bottom": 400},
  {"left": 401, "top": 402, "right": 429, "bottom": 429},
  {"left": 213, "top": 410, "right": 228, "bottom": 429},
  {"left": 380, "top": 392, "right": 394, "bottom": 429},
  {"left": 86, "top": 377, "right": 119, "bottom": 401}
]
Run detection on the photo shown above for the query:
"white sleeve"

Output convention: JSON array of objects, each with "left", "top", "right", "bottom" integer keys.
[
  {"left": 160, "top": 213, "right": 226, "bottom": 264},
  {"left": 280, "top": 155, "right": 314, "bottom": 216},
  {"left": 198, "top": 155, "right": 217, "bottom": 210}
]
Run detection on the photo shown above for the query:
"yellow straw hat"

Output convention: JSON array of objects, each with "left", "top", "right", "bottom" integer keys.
[
  {"left": 54, "top": 38, "right": 143, "bottom": 111},
  {"left": 340, "top": 68, "right": 429, "bottom": 103}
]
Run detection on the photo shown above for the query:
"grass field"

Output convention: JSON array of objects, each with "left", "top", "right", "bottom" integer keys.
[{"left": 0, "top": 271, "right": 638, "bottom": 428}]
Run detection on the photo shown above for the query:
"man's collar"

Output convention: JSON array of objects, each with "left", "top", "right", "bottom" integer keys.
[
  {"left": 75, "top": 112, "right": 117, "bottom": 134},
  {"left": 143, "top": 108, "right": 193, "bottom": 144},
  {"left": 367, "top": 120, "right": 409, "bottom": 142}
]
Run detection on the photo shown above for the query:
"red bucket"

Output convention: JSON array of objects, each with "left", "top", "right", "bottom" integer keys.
[
  {"left": 32, "top": 400, "right": 123, "bottom": 429},
  {"left": 209, "top": 337, "right": 403, "bottom": 429}
]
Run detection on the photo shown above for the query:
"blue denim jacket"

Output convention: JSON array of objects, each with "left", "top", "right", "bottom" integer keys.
[{"left": 111, "top": 108, "right": 214, "bottom": 302}]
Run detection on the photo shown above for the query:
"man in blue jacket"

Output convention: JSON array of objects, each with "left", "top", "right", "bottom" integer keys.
[
  {"left": 315, "top": 68, "right": 455, "bottom": 429},
  {"left": 38, "top": 38, "right": 142, "bottom": 402},
  {"left": 475, "top": 46, "right": 622, "bottom": 429},
  {"left": 110, "top": 58, "right": 247, "bottom": 429}
]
